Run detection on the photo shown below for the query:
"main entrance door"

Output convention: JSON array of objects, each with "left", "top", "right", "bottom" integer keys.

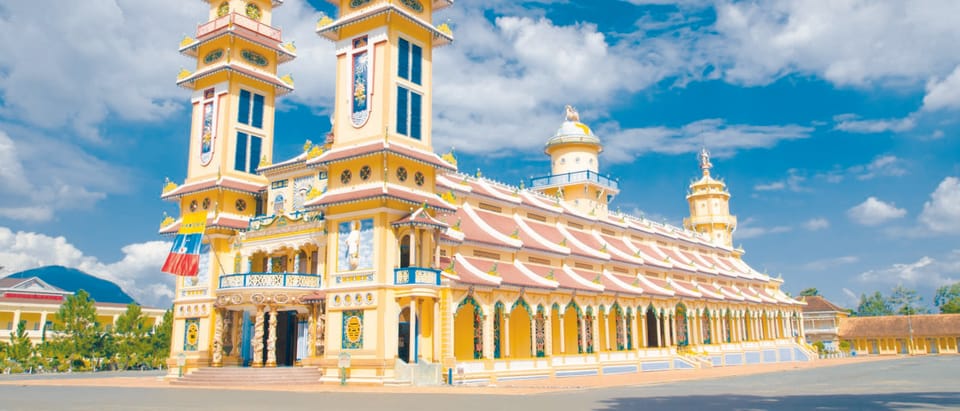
[{"left": 398, "top": 308, "right": 419, "bottom": 363}]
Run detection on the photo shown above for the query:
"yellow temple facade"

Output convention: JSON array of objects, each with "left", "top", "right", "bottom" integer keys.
[{"left": 161, "top": 0, "right": 812, "bottom": 384}]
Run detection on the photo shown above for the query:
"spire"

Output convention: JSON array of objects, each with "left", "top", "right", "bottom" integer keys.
[{"left": 698, "top": 146, "right": 713, "bottom": 177}]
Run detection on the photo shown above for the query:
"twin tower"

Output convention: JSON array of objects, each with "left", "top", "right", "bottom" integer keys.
[{"left": 169, "top": 0, "right": 735, "bottom": 250}]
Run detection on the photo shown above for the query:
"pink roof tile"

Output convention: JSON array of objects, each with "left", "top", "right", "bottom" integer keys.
[
  {"left": 305, "top": 184, "right": 455, "bottom": 212},
  {"left": 450, "top": 254, "right": 501, "bottom": 287},
  {"left": 554, "top": 267, "right": 604, "bottom": 292},
  {"left": 671, "top": 279, "right": 703, "bottom": 298},
  {"left": 599, "top": 272, "right": 644, "bottom": 295},
  {"left": 308, "top": 141, "right": 456, "bottom": 171},
  {"left": 440, "top": 207, "right": 507, "bottom": 248}
]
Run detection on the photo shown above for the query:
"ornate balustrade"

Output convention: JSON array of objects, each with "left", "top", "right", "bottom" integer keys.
[
  {"left": 393, "top": 267, "right": 441, "bottom": 286},
  {"left": 530, "top": 170, "right": 619, "bottom": 191},
  {"left": 218, "top": 272, "right": 321, "bottom": 290},
  {"left": 197, "top": 13, "right": 282, "bottom": 42}
]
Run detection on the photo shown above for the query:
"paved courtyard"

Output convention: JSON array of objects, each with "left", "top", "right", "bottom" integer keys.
[{"left": 1, "top": 356, "right": 958, "bottom": 410}]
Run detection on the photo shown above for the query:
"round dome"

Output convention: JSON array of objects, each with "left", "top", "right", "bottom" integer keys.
[{"left": 545, "top": 120, "right": 601, "bottom": 149}]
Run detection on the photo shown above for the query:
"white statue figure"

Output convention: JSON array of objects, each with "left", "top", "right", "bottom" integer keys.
[
  {"left": 699, "top": 146, "right": 713, "bottom": 173},
  {"left": 565, "top": 105, "right": 580, "bottom": 122}
]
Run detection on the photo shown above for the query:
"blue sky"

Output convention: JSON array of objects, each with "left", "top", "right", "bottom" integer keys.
[{"left": 1, "top": 0, "right": 959, "bottom": 309}]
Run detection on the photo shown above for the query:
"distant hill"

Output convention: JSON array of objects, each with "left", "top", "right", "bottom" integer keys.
[{"left": 5, "top": 265, "right": 135, "bottom": 305}]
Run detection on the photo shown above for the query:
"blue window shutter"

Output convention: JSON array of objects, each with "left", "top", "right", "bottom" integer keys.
[
  {"left": 251, "top": 93, "right": 265, "bottom": 128},
  {"left": 411, "top": 44, "right": 422, "bottom": 85},
  {"left": 398, "top": 38, "right": 410, "bottom": 80},
  {"left": 249, "top": 136, "right": 262, "bottom": 173},
  {"left": 396, "top": 86, "right": 408, "bottom": 135},
  {"left": 410, "top": 91, "right": 421, "bottom": 140},
  {"left": 235, "top": 132, "right": 248, "bottom": 172},
  {"left": 238, "top": 90, "right": 251, "bottom": 124}
]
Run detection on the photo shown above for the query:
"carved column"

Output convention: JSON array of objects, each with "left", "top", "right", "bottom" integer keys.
[
  {"left": 504, "top": 313, "right": 511, "bottom": 358},
  {"left": 266, "top": 307, "right": 278, "bottom": 367},
  {"left": 603, "top": 311, "right": 610, "bottom": 352},
  {"left": 252, "top": 306, "right": 265, "bottom": 367},
  {"left": 654, "top": 312, "right": 662, "bottom": 348},
  {"left": 409, "top": 298, "right": 418, "bottom": 363},
  {"left": 544, "top": 312, "right": 553, "bottom": 357},
  {"left": 212, "top": 308, "right": 225, "bottom": 367}
]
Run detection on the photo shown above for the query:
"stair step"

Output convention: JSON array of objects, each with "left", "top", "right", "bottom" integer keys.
[{"left": 172, "top": 367, "right": 324, "bottom": 386}]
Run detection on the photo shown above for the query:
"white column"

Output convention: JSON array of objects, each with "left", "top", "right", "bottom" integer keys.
[
  {"left": 252, "top": 307, "right": 265, "bottom": 367},
  {"left": 504, "top": 314, "right": 511, "bottom": 358},
  {"left": 640, "top": 311, "right": 648, "bottom": 348},
  {"left": 294, "top": 252, "right": 301, "bottom": 273},
  {"left": 433, "top": 299, "right": 440, "bottom": 361},
  {"left": 655, "top": 313, "right": 662, "bottom": 347},
  {"left": 409, "top": 298, "right": 417, "bottom": 363},
  {"left": 544, "top": 313, "right": 553, "bottom": 357},
  {"left": 410, "top": 230, "right": 417, "bottom": 267},
  {"left": 603, "top": 311, "right": 611, "bottom": 351}
]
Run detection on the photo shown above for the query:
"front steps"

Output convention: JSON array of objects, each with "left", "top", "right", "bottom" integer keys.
[{"left": 170, "top": 366, "right": 323, "bottom": 386}]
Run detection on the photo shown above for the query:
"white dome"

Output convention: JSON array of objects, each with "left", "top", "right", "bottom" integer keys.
[{"left": 546, "top": 120, "right": 601, "bottom": 149}]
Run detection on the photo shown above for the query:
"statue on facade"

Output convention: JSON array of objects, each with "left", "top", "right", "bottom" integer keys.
[
  {"left": 565, "top": 105, "right": 580, "bottom": 122},
  {"left": 698, "top": 146, "right": 713, "bottom": 174}
]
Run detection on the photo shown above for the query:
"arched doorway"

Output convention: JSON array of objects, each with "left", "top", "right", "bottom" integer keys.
[
  {"left": 550, "top": 303, "right": 562, "bottom": 355},
  {"left": 564, "top": 302, "right": 581, "bottom": 354},
  {"left": 645, "top": 306, "right": 658, "bottom": 348},
  {"left": 453, "top": 296, "right": 482, "bottom": 360},
  {"left": 509, "top": 299, "right": 533, "bottom": 358},
  {"left": 398, "top": 307, "right": 419, "bottom": 363},
  {"left": 399, "top": 234, "right": 411, "bottom": 268}
]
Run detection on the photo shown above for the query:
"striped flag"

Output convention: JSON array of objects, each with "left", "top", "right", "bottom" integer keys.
[{"left": 161, "top": 211, "right": 207, "bottom": 277}]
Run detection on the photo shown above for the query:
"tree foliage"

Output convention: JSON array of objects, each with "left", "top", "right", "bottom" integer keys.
[
  {"left": 889, "top": 285, "right": 928, "bottom": 315},
  {"left": 54, "top": 289, "right": 101, "bottom": 358},
  {"left": 799, "top": 288, "right": 820, "bottom": 297},
  {"left": 7, "top": 320, "right": 33, "bottom": 364},
  {"left": 934, "top": 282, "right": 960, "bottom": 314},
  {"left": 855, "top": 291, "right": 893, "bottom": 316}
]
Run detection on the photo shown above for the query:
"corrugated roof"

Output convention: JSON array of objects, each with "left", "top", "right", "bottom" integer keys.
[{"left": 838, "top": 314, "right": 960, "bottom": 338}]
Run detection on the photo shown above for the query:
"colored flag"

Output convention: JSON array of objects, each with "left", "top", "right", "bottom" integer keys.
[{"left": 161, "top": 211, "right": 207, "bottom": 277}]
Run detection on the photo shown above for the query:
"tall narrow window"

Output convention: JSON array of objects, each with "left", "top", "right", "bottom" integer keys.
[
  {"left": 237, "top": 89, "right": 265, "bottom": 128},
  {"left": 234, "top": 132, "right": 263, "bottom": 173},
  {"left": 396, "top": 86, "right": 422, "bottom": 140},
  {"left": 397, "top": 37, "right": 422, "bottom": 86}
]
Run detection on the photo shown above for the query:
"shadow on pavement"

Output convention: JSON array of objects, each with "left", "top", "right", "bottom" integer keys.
[{"left": 595, "top": 392, "right": 960, "bottom": 411}]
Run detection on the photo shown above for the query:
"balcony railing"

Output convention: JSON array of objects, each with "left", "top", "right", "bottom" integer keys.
[
  {"left": 394, "top": 267, "right": 441, "bottom": 286},
  {"left": 197, "top": 13, "right": 282, "bottom": 42},
  {"left": 219, "top": 272, "right": 321, "bottom": 289},
  {"left": 530, "top": 170, "right": 619, "bottom": 191}
]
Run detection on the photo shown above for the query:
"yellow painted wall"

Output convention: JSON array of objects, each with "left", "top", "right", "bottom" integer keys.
[
  {"left": 549, "top": 144, "right": 600, "bottom": 175},
  {"left": 563, "top": 306, "right": 579, "bottom": 354},
  {"left": 550, "top": 308, "right": 561, "bottom": 354},
  {"left": 509, "top": 306, "right": 532, "bottom": 359},
  {"left": 453, "top": 304, "right": 475, "bottom": 360}
]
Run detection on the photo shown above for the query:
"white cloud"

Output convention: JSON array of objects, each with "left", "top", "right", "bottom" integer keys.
[
  {"left": 804, "top": 218, "right": 830, "bottom": 231},
  {"left": 708, "top": 1, "right": 960, "bottom": 87},
  {"left": 819, "top": 155, "right": 908, "bottom": 183},
  {"left": 847, "top": 197, "right": 907, "bottom": 226},
  {"left": 602, "top": 119, "right": 813, "bottom": 164},
  {"left": 858, "top": 251, "right": 960, "bottom": 287},
  {"left": 0, "top": 0, "right": 205, "bottom": 138},
  {"left": 802, "top": 255, "right": 858, "bottom": 271},
  {"left": 753, "top": 168, "right": 808, "bottom": 192},
  {"left": 735, "top": 218, "right": 791, "bottom": 239},
  {"left": 0, "top": 127, "right": 128, "bottom": 222},
  {"left": 833, "top": 115, "right": 916, "bottom": 134},
  {"left": 918, "top": 176, "right": 960, "bottom": 233},
  {"left": 923, "top": 65, "right": 960, "bottom": 111},
  {"left": 0, "top": 227, "right": 174, "bottom": 308}
]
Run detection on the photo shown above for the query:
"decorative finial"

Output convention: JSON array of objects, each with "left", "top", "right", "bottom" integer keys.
[
  {"left": 476, "top": 168, "right": 482, "bottom": 178},
  {"left": 303, "top": 139, "right": 313, "bottom": 152},
  {"left": 698, "top": 146, "right": 713, "bottom": 176},
  {"left": 564, "top": 105, "right": 580, "bottom": 122}
]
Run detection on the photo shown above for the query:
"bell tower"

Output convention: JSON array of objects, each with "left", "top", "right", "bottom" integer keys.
[
  {"left": 161, "top": 0, "right": 296, "bottom": 370},
  {"left": 683, "top": 147, "right": 738, "bottom": 248},
  {"left": 530, "top": 106, "right": 620, "bottom": 217}
]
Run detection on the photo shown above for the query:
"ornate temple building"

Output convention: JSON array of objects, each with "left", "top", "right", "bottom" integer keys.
[{"left": 160, "top": 0, "right": 812, "bottom": 384}]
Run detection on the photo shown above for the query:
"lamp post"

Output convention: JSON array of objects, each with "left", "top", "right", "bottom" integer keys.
[{"left": 176, "top": 352, "right": 186, "bottom": 378}]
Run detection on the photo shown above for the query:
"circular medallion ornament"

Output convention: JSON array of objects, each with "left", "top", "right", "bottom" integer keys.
[
  {"left": 217, "top": 2, "right": 230, "bottom": 17},
  {"left": 202, "top": 197, "right": 211, "bottom": 210},
  {"left": 189, "top": 200, "right": 199, "bottom": 212},
  {"left": 186, "top": 322, "right": 199, "bottom": 346},
  {"left": 359, "top": 165, "right": 372, "bottom": 181},
  {"left": 397, "top": 167, "right": 408, "bottom": 182},
  {"left": 414, "top": 171, "right": 425, "bottom": 186},
  {"left": 340, "top": 169, "right": 352, "bottom": 184},
  {"left": 241, "top": 49, "right": 268, "bottom": 67},
  {"left": 350, "top": 0, "right": 371, "bottom": 8},
  {"left": 245, "top": 3, "right": 261, "bottom": 20},
  {"left": 235, "top": 199, "right": 247, "bottom": 212},
  {"left": 203, "top": 49, "right": 224, "bottom": 64}
]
